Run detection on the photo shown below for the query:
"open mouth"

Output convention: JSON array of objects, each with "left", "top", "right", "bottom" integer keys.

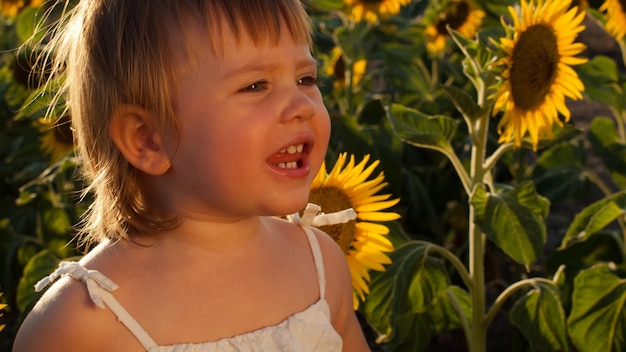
[
  {"left": 276, "top": 143, "right": 305, "bottom": 169},
  {"left": 268, "top": 142, "right": 309, "bottom": 171}
]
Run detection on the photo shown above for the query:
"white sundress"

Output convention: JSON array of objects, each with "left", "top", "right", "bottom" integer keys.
[{"left": 35, "top": 204, "right": 356, "bottom": 352}]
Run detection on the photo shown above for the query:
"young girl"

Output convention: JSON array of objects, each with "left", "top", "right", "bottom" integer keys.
[{"left": 13, "top": 0, "right": 370, "bottom": 351}]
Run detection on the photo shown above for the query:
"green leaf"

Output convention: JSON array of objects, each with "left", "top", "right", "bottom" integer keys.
[
  {"left": 430, "top": 286, "right": 471, "bottom": 333},
  {"left": 568, "top": 263, "right": 626, "bottom": 352},
  {"left": 15, "top": 7, "right": 45, "bottom": 43},
  {"left": 386, "top": 103, "right": 458, "bottom": 153},
  {"left": 576, "top": 56, "right": 620, "bottom": 108},
  {"left": 536, "top": 141, "right": 584, "bottom": 169},
  {"left": 588, "top": 117, "right": 626, "bottom": 189},
  {"left": 532, "top": 140, "right": 587, "bottom": 202},
  {"left": 14, "top": 79, "right": 67, "bottom": 121},
  {"left": 388, "top": 311, "right": 436, "bottom": 352},
  {"left": 510, "top": 181, "right": 550, "bottom": 219},
  {"left": 16, "top": 249, "right": 60, "bottom": 313},
  {"left": 548, "top": 232, "right": 624, "bottom": 274},
  {"left": 447, "top": 28, "right": 500, "bottom": 94},
  {"left": 441, "top": 85, "right": 482, "bottom": 123},
  {"left": 408, "top": 249, "right": 449, "bottom": 313},
  {"left": 560, "top": 191, "right": 626, "bottom": 249},
  {"left": 472, "top": 182, "right": 548, "bottom": 266},
  {"left": 362, "top": 241, "right": 449, "bottom": 340},
  {"left": 42, "top": 207, "right": 72, "bottom": 237},
  {"left": 510, "top": 281, "right": 569, "bottom": 352},
  {"left": 333, "top": 22, "right": 373, "bottom": 61},
  {"left": 375, "top": 286, "right": 470, "bottom": 352},
  {"left": 534, "top": 166, "right": 588, "bottom": 203}
]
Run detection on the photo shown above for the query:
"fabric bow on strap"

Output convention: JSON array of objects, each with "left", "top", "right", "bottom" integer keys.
[
  {"left": 34, "top": 261, "right": 119, "bottom": 309},
  {"left": 288, "top": 203, "right": 357, "bottom": 227}
]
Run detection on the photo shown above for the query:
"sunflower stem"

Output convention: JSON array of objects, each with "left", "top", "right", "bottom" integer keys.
[
  {"left": 468, "top": 207, "right": 487, "bottom": 352},
  {"left": 346, "top": 59, "right": 354, "bottom": 115},
  {"left": 483, "top": 142, "right": 513, "bottom": 174},
  {"left": 467, "top": 109, "right": 491, "bottom": 352},
  {"left": 607, "top": 104, "right": 626, "bottom": 144},
  {"left": 605, "top": 105, "right": 626, "bottom": 248}
]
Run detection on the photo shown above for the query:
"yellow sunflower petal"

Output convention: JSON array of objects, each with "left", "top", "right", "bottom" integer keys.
[
  {"left": 493, "top": 0, "right": 586, "bottom": 150},
  {"left": 355, "top": 231, "right": 394, "bottom": 250},
  {"left": 358, "top": 211, "right": 401, "bottom": 222},
  {"left": 308, "top": 152, "right": 399, "bottom": 307},
  {"left": 356, "top": 198, "right": 401, "bottom": 212},
  {"left": 345, "top": 0, "right": 411, "bottom": 23},
  {"left": 355, "top": 221, "right": 391, "bottom": 235},
  {"left": 354, "top": 251, "right": 390, "bottom": 271}
]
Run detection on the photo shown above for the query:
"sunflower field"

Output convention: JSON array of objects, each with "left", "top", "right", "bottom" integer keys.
[{"left": 1, "top": 0, "right": 626, "bottom": 351}]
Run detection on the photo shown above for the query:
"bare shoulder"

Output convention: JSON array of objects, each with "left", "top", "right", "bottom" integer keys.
[
  {"left": 13, "top": 242, "right": 143, "bottom": 352},
  {"left": 261, "top": 218, "right": 370, "bottom": 351},
  {"left": 13, "top": 275, "right": 112, "bottom": 352}
]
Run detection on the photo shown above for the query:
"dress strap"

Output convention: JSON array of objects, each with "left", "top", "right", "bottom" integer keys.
[
  {"left": 288, "top": 203, "right": 356, "bottom": 300},
  {"left": 35, "top": 261, "right": 158, "bottom": 350}
]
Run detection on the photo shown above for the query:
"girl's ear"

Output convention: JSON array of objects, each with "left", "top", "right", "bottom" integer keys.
[{"left": 109, "top": 105, "right": 171, "bottom": 175}]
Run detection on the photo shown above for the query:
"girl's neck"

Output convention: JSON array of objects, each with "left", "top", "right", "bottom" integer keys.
[{"left": 140, "top": 215, "right": 269, "bottom": 255}]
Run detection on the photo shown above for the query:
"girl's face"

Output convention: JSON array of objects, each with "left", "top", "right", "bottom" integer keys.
[{"left": 156, "top": 23, "right": 330, "bottom": 222}]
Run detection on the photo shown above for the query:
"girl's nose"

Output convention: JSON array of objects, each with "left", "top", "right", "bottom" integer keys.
[{"left": 280, "top": 87, "right": 316, "bottom": 123}]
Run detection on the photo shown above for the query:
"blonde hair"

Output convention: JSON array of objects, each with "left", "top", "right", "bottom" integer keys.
[{"left": 46, "top": 0, "right": 313, "bottom": 245}]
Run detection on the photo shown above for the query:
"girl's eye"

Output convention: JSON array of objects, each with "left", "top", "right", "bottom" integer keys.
[
  {"left": 297, "top": 76, "right": 320, "bottom": 87},
  {"left": 240, "top": 81, "right": 268, "bottom": 93}
]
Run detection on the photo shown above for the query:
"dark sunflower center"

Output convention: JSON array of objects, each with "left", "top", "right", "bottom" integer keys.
[
  {"left": 510, "top": 24, "right": 559, "bottom": 110},
  {"left": 436, "top": 1, "right": 470, "bottom": 35},
  {"left": 308, "top": 186, "right": 355, "bottom": 254},
  {"left": 54, "top": 116, "right": 74, "bottom": 146},
  {"left": 333, "top": 55, "right": 346, "bottom": 82},
  {"left": 620, "top": 0, "right": 626, "bottom": 12}
]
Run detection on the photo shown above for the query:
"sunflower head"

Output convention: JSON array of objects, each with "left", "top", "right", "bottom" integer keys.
[
  {"left": 326, "top": 47, "right": 367, "bottom": 91},
  {"left": 0, "top": 0, "right": 43, "bottom": 17},
  {"left": 38, "top": 115, "right": 75, "bottom": 163},
  {"left": 492, "top": 0, "right": 588, "bottom": 150},
  {"left": 600, "top": 0, "right": 626, "bottom": 40},
  {"left": 309, "top": 153, "right": 400, "bottom": 309},
  {"left": 424, "top": 0, "right": 485, "bottom": 54},
  {"left": 343, "top": 0, "right": 411, "bottom": 23}
]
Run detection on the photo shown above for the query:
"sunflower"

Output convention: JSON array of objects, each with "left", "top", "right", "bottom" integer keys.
[
  {"left": 600, "top": 0, "right": 626, "bottom": 41},
  {"left": 38, "top": 116, "right": 74, "bottom": 163},
  {"left": 326, "top": 46, "right": 367, "bottom": 91},
  {"left": 0, "top": 292, "right": 6, "bottom": 332},
  {"left": 424, "top": 0, "right": 485, "bottom": 54},
  {"left": 492, "top": 0, "right": 587, "bottom": 150},
  {"left": 0, "top": 0, "right": 43, "bottom": 17},
  {"left": 344, "top": 0, "right": 412, "bottom": 23},
  {"left": 309, "top": 153, "right": 400, "bottom": 309}
]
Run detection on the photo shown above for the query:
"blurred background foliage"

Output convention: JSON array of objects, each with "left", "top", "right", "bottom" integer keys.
[{"left": 1, "top": 0, "right": 626, "bottom": 351}]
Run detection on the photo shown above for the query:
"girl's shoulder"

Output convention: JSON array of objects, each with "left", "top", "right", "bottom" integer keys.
[
  {"left": 13, "top": 242, "right": 144, "bottom": 351},
  {"left": 269, "top": 218, "right": 351, "bottom": 312},
  {"left": 13, "top": 273, "right": 126, "bottom": 351}
]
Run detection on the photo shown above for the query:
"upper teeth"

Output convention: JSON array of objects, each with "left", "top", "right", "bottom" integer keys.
[{"left": 280, "top": 144, "right": 304, "bottom": 154}]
